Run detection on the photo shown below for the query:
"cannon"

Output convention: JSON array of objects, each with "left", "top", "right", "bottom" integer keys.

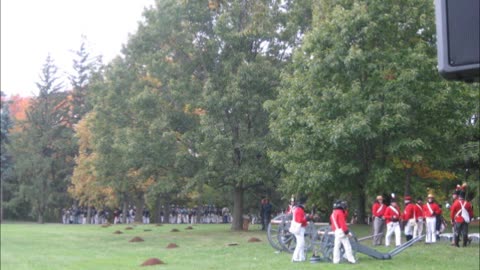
[{"left": 267, "top": 213, "right": 424, "bottom": 263}]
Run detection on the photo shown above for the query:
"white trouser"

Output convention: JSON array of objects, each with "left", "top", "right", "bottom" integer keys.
[
  {"left": 291, "top": 227, "right": 306, "bottom": 262},
  {"left": 425, "top": 217, "right": 437, "bottom": 243},
  {"left": 385, "top": 222, "right": 401, "bottom": 246},
  {"left": 333, "top": 229, "right": 356, "bottom": 264},
  {"left": 404, "top": 218, "right": 415, "bottom": 236},
  {"left": 413, "top": 218, "right": 424, "bottom": 238}
]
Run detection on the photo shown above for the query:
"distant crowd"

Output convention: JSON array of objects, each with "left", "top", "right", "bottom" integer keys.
[{"left": 61, "top": 204, "right": 232, "bottom": 225}]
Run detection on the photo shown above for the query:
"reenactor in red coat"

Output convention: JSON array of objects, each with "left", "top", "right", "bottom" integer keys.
[
  {"left": 423, "top": 194, "right": 442, "bottom": 243},
  {"left": 413, "top": 198, "right": 425, "bottom": 238},
  {"left": 371, "top": 195, "right": 386, "bottom": 246},
  {"left": 330, "top": 200, "right": 356, "bottom": 264},
  {"left": 384, "top": 200, "right": 402, "bottom": 247},
  {"left": 450, "top": 191, "right": 474, "bottom": 247},
  {"left": 403, "top": 196, "right": 416, "bottom": 241}
]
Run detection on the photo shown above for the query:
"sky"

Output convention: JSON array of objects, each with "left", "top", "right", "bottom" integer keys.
[{"left": 1, "top": 0, "right": 154, "bottom": 97}]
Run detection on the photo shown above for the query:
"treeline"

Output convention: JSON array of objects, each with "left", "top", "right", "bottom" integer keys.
[{"left": 1, "top": 0, "right": 478, "bottom": 228}]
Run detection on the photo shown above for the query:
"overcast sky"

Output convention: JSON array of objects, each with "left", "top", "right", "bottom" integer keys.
[{"left": 1, "top": 0, "right": 154, "bottom": 97}]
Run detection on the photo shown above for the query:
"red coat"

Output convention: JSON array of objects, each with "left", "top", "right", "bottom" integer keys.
[
  {"left": 384, "top": 205, "right": 401, "bottom": 224},
  {"left": 423, "top": 202, "right": 442, "bottom": 218},
  {"left": 450, "top": 199, "right": 474, "bottom": 223},
  {"left": 330, "top": 209, "right": 349, "bottom": 233},
  {"left": 403, "top": 203, "right": 415, "bottom": 220},
  {"left": 372, "top": 202, "right": 386, "bottom": 218},
  {"left": 293, "top": 206, "right": 308, "bottom": 227},
  {"left": 414, "top": 203, "right": 424, "bottom": 220}
]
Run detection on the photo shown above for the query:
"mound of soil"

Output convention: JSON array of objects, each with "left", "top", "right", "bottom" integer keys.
[
  {"left": 129, "top": 236, "right": 145, "bottom": 242},
  {"left": 144, "top": 229, "right": 152, "bottom": 232},
  {"left": 140, "top": 258, "right": 164, "bottom": 266},
  {"left": 155, "top": 224, "right": 163, "bottom": 227},
  {"left": 248, "top": 237, "right": 261, "bottom": 242},
  {"left": 101, "top": 224, "right": 110, "bottom": 228},
  {"left": 185, "top": 226, "right": 193, "bottom": 230},
  {"left": 226, "top": 243, "right": 239, "bottom": 246},
  {"left": 170, "top": 228, "right": 179, "bottom": 232},
  {"left": 166, "top": 243, "right": 178, "bottom": 249},
  {"left": 113, "top": 230, "right": 123, "bottom": 234},
  {"left": 125, "top": 227, "right": 134, "bottom": 230}
]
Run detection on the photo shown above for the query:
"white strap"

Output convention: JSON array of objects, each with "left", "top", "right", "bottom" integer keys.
[
  {"left": 376, "top": 204, "right": 384, "bottom": 214},
  {"left": 456, "top": 201, "right": 466, "bottom": 217},
  {"left": 427, "top": 203, "right": 434, "bottom": 215},
  {"left": 389, "top": 205, "right": 399, "bottom": 215},
  {"left": 331, "top": 212, "right": 340, "bottom": 230}
]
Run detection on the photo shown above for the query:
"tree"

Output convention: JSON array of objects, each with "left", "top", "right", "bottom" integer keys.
[
  {"left": 265, "top": 0, "right": 478, "bottom": 222},
  {"left": 12, "top": 55, "right": 73, "bottom": 223},
  {"left": 1, "top": 91, "right": 14, "bottom": 222},
  {"left": 68, "top": 112, "right": 116, "bottom": 219},
  {"left": 68, "top": 36, "right": 103, "bottom": 125}
]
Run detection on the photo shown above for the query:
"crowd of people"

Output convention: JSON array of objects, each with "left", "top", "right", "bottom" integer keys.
[
  {"left": 371, "top": 184, "right": 474, "bottom": 248},
  {"left": 61, "top": 204, "right": 232, "bottom": 225},
  {"left": 287, "top": 183, "right": 475, "bottom": 264}
]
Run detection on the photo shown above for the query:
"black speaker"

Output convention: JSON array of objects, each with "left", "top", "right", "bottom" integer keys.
[{"left": 435, "top": 0, "right": 480, "bottom": 82}]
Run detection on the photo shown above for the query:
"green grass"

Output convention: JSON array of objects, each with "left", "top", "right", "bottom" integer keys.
[{"left": 1, "top": 222, "right": 479, "bottom": 270}]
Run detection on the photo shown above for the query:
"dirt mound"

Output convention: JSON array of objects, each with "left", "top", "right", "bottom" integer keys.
[
  {"left": 170, "top": 228, "right": 179, "bottom": 232},
  {"left": 113, "top": 230, "right": 123, "bottom": 234},
  {"left": 226, "top": 242, "right": 239, "bottom": 246},
  {"left": 140, "top": 258, "right": 164, "bottom": 266},
  {"left": 248, "top": 237, "right": 261, "bottom": 242},
  {"left": 144, "top": 229, "right": 152, "bottom": 232},
  {"left": 129, "top": 236, "right": 145, "bottom": 242},
  {"left": 155, "top": 224, "right": 163, "bottom": 226},
  {"left": 166, "top": 243, "right": 178, "bottom": 249},
  {"left": 125, "top": 227, "right": 134, "bottom": 230},
  {"left": 101, "top": 224, "right": 110, "bottom": 228},
  {"left": 185, "top": 226, "right": 193, "bottom": 230}
]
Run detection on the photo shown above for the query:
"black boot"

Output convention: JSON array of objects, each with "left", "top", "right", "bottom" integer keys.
[
  {"left": 454, "top": 235, "right": 460, "bottom": 247},
  {"left": 406, "top": 235, "right": 412, "bottom": 241},
  {"left": 463, "top": 236, "right": 469, "bottom": 247}
]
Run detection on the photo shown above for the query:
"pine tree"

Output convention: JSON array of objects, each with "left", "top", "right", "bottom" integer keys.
[
  {"left": 1, "top": 91, "right": 14, "bottom": 222},
  {"left": 13, "top": 55, "right": 73, "bottom": 223}
]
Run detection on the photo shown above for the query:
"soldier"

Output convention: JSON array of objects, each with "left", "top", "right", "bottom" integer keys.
[
  {"left": 330, "top": 200, "right": 356, "bottom": 264},
  {"left": 413, "top": 198, "right": 425, "bottom": 238},
  {"left": 423, "top": 194, "right": 442, "bottom": 244},
  {"left": 384, "top": 199, "right": 402, "bottom": 247},
  {"left": 371, "top": 195, "right": 386, "bottom": 246},
  {"left": 450, "top": 191, "right": 474, "bottom": 247},
  {"left": 291, "top": 197, "right": 308, "bottom": 262},
  {"left": 403, "top": 196, "right": 415, "bottom": 241}
]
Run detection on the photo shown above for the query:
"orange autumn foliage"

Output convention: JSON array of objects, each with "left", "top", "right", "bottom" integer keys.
[{"left": 397, "top": 159, "right": 457, "bottom": 181}]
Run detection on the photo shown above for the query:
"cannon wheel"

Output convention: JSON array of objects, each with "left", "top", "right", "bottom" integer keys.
[
  {"left": 278, "top": 219, "right": 317, "bottom": 253},
  {"left": 267, "top": 214, "right": 289, "bottom": 251},
  {"left": 322, "top": 231, "right": 358, "bottom": 262}
]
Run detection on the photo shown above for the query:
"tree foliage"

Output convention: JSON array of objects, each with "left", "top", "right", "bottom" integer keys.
[
  {"left": 10, "top": 55, "right": 75, "bottom": 223},
  {"left": 265, "top": 0, "right": 478, "bottom": 221}
]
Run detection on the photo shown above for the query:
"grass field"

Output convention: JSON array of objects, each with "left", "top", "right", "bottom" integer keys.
[{"left": 1, "top": 222, "right": 479, "bottom": 270}]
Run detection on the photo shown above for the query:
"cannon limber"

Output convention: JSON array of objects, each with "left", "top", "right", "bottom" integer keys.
[{"left": 267, "top": 213, "right": 424, "bottom": 263}]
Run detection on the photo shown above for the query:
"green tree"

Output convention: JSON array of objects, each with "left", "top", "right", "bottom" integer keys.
[
  {"left": 12, "top": 55, "right": 73, "bottom": 223},
  {"left": 194, "top": 0, "right": 305, "bottom": 230},
  {"left": 1, "top": 91, "right": 14, "bottom": 222},
  {"left": 266, "top": 0, "right": 478, "bottom": 222},
  {"left": 68, "top": 36, "right": 103, "bottom": 125}
]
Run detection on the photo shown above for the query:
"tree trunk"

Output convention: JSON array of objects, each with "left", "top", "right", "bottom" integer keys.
[
  {"left": 86, "top": 205, "right": 92, "bottom": 224},
  {"left": 38, "top": 213, "right": 44, "bottom": 224},
  {"left": 155, "top": 197, "right": 162, "bottom": 223},
  {"left": 122, "top": 201, "right": 128, "bottom": 224},
  {"left": 231, "top": 186, "right": 244, "bottom": 231},
  {"left": 134, "top": 194, "right": 144, "bottom": 223},
  {"left": 357, "top": 189, "right": 366, "bottom": 224}
]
